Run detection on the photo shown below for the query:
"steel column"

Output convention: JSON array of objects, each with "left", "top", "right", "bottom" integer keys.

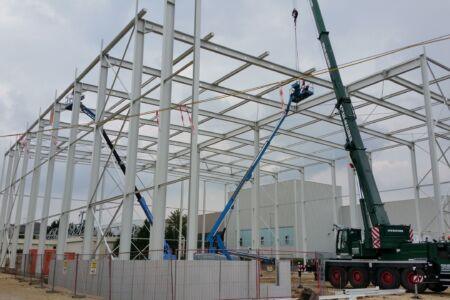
[
  {"left": 1, "top": 147, "right": 20, "bottom": 267},
  {"left": 251, "top": 127, "right": 260, "bottom": 251},
  {"left": 347, "top": 161, "right": 358, "bottom": 228},
  {"left": 0, "top": 152, "right": 14, "bottom": 254},
  {"left": 186, "top": 0, "right": 202, "bottom": 260},
  {"left": 273, "top": 175, "right": 280, "bottom": 260},
  {"left": 299, "top": 169, "right": 307, "bottom": 260},
  {"left": 37, "top": 103, "right": 61, "bottom": 271},
  {"left": 23, "top": 119, "right": 44, "bottom": 259},
  {"left": 177, "top": 180, "right": 184, "bottom": 260},
  {"left": 201, "top": 181, "right": 206, "bottom": 252},
  {"left": 119, "top": 18, "right": 145, "bottom": 259},
  {"left": 409, "top": 145, "right": 422, "bottom": 240},
  {"left": 293, "top": 178, "right": 300, "bottom": 254},
  {"left": 149, "top": 0, "right": 176, "bottom": 260},
  {"left": 235, "top": 189, "right": 240, "bottom": 250},
  {"left": 95, "top": 169, "right": 106, "bottom": 258},
  {"left": 331, "top": 161, "right": 338, "bottom": 227},
  {"left": 420, "top": 53, "right": 445, "bottom": 237},
  {"left": 56, "top": 83, "right": 82, "bottom": 259},
  {"left": 185, "top": 0, "right": 202, "bottom": 258},
  {"left": 10, "top": 141, "right": 29, "bottom": 269},
  {"left": 83, "top": 52, "right": 108, "bottom": 259}
]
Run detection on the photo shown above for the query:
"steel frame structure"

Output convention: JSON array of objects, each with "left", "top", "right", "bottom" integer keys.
[{"left": 0, "top": 3, "right": 449, "bottom": 266}]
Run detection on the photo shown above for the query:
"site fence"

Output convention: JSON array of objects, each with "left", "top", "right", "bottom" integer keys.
[{"left": 1, "top": 249, "right": 335, "bottom": 299}]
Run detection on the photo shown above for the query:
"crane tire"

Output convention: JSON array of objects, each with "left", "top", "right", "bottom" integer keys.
[
  {"left": 348, "top": 267, "right": 369, "bottom": 289},
  {"left": 328, "top": 266, "right": 348, "bottom": 289},
  {"left": 377, "top": 267, "right": 400, "bottom": 290},
  {"left": 400, "top": 268, "right": 427, "bottom": 293}
]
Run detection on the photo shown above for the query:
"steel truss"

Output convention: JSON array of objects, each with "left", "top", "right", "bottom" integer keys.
[{"left": 0, "top": 7, "right": 448, "bottom": 264}]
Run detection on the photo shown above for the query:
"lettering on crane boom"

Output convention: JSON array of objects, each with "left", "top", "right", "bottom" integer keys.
[{"left": 387, "top": 229, "right": 404, "bottom": 233}]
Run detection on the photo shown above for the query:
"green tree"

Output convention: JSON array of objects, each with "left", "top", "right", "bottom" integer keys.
[
  {"left": 165, "top": 209, "right": 187, "bottom": 254},
  {"left": 112, "top": 209, "right": 187, "bottom": 259}
]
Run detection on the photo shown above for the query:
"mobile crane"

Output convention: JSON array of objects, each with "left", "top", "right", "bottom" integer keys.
[
  {"left": 308, "top": 0, "right": 450, "bottom": 293},
  {"left": 64, "top": 99, "right": 176, "bottom": 259}
]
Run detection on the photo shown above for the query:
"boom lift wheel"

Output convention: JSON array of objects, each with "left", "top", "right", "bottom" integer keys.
[
  {"left": 400, "top": 268, "right": 427, "bottom": 293},
  {"left": 328, "top": 266, "right": 348, "bottom": 289},
  {"left": 377, "top": 267, "right": 400, "bottom": 289},
  {"left": 348, "top": 267, "right": 369, "bottom": 288}
]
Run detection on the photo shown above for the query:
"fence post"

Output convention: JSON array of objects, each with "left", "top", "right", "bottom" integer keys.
[
  {"left": 108, "top": 254, "right": 112, "bottom": 300},
  {"left": 38, "top": 254, "right": 44, "bottom": 288},
  {"left": 256, "top": 250, "right": 260, "bottom": 299},
  {"left": 46, "top": 252, "right": 58, "bottom": 294},
  {"left": 72, "top": 253, "right": 85, "bottom": 298},
  {"left": 28, "top": 254, "right": 33, "bottom": 285}
]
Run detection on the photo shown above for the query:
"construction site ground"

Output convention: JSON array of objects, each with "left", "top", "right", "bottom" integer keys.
[
  {"left": 1, "top": 271, "right": 449, "bottom": 299},
  {"left": 260, "top": 270, "right": 450, "bottom": 299},
  {"left": 0, "top": 273, "right": 98, "bottom": 300}
]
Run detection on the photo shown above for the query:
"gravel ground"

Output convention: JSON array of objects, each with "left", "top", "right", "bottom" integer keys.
[{"left": 0, "top": 273, "right": 98, "bottom": 300}]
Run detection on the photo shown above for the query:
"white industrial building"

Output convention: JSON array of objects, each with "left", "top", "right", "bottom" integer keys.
[{"left": 222, "top": 179, "right": 449, "bottom": 255}]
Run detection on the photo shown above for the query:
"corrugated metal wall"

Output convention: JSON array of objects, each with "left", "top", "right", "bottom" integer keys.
[
  {"left": 226, "top": 179, "right": 342, "bottom": 254},
  {"left": 48, "top": 259, "right": 292, "bottom": 299}
]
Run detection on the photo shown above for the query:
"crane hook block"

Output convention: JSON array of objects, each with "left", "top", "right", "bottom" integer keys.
[{"left": 290, "top": 81, "right": 314, "bottom": 103}]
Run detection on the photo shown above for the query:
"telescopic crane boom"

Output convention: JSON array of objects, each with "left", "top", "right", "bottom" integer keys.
[{"left": 309, "top": 0, "right": 389, "bottom": 227}]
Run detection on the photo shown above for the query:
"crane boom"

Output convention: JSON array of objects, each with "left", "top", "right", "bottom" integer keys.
[{"left": 309, "top": 0, "right": 390, "bottom": 227}]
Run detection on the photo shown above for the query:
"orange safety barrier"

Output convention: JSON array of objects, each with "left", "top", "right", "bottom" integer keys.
[
  {"left": 64, "top": 252, "right": 76, "bottom": 260},
  {"left": 28, "top": 249, "right": 38, "bottom": 275},
  {"left": 42, "top": 249, "right": 55, "bottom": 276}
]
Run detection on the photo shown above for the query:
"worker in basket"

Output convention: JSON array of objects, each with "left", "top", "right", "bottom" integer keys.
[{"left": 290, "top": 80, "right": 314, "bottom": 103}]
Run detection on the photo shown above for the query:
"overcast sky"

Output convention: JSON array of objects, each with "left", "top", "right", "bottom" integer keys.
[{"left": 0, "top": 0, "right": 448, "bottom": 226}]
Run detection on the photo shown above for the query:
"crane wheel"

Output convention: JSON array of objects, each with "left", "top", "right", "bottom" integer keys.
[
  {"left": 377, "top": 267, "right": 400, "bottom": 289},
  {"left": 328, "top": 266, "right": 348, "bottom": 289},
  {"left": 428, "top": 283, "right": 447, "bottom": 293},
  {"left": 400, "top": 268, "right": 427, "bottom": 293},
  {"left": 348, "top": 267, "right": 369, "bottom": 288}
]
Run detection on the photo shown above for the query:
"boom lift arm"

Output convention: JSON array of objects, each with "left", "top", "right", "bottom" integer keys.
[
  {"left": 65, "top": 100, "right": 174, "bottom": 258},
  {"left": 206, "top": 81, "right": 313, "bottom": 260}
]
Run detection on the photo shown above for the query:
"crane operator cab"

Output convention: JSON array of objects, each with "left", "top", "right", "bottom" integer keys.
[
  {"left": 290, "top": 80, "right": 314, "bottom": 103},
  {"left": 335, "top": 227, "right": 362, "bottom": 258}
]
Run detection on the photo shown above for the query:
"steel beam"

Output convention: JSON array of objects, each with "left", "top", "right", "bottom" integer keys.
[
  {"left": 83, "top": 52, "right": 108, "bottom": 259},
  {"left": 23, "top": 118, "right": 44, "bottom": 259},
  {"left": 186, "top": 0, "right": 201, "bottom": 261},
  {"left": 6, "top": 10, "right": 147, "bottom": 155},
  {"left": 273, "top": 175, "right": 280, "bottom": 260},
  {"left": 420, "top": 53, "right": 445, "bottom": 238},
  {"left": 409, "top": 145, "right": 422, "bottom": 240},
  {"left": 251, "top": 126, "right": 260, "bottom": 251},
  {"left": 56, "top": 82, "right": 82, "bottom": 259},
  {"left": 347, "top": 160, "right": 358, "bottom": 228},
  {"left": 37, "top": 103, "right": 61, "bottom": 273},
  {"left": 10, "top": 140, "right": 29, "bottom": 269},
  {"left": 150, "top": 0, "right": 176, "bottom": 260},
  {"left": 119, "top": 18, "right": 145, "bottom": 260},
  {"left": 331, "top": 161, "right": 338, "bottom": 228},
  {"left": 299, "top": 170, "right": 307, "bottom": 261},
  {"left": 0, "top": 147, "right": 20, "bottom": 267},
  {"left": 0, "top": 152, "right": 13, "bottom": 256}
]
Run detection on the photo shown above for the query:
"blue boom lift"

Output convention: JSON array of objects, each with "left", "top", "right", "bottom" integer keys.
[
  {"left": 203, "top": 81, "right": 313, "bottom": 262},
  {"left": 65, "top": 98, "right": 176, "bottom": 260}
]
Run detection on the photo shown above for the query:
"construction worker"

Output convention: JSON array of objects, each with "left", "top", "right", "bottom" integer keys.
[{"left": 297, "top": 261, "right": 306, "bottom": 288}]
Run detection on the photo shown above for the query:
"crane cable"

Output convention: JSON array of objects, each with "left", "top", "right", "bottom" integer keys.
[{"left": 292, "top": 6, "right": 300, "bottom": 72}]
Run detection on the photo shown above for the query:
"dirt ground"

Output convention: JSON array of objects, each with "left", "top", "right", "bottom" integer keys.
[
  {"left": 288, "top": 272, "right": 450, "bottom": 299},
  {"left": 0, "top": 273, "right": 98, "bottom": 300}
]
